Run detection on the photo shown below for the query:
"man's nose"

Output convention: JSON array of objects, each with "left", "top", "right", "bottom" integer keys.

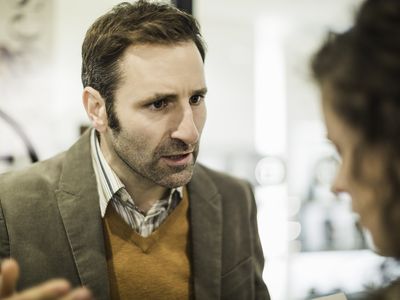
[
  {"left": 330, "top": 165, "right": 347, "bottom": 195},
  {"left": 170, "top": 105, "right": 199, "bottom": 146}
]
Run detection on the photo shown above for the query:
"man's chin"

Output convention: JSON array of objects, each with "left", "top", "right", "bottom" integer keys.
[{"left": 156, "top": 168, "right": 194, "bottom": 188}]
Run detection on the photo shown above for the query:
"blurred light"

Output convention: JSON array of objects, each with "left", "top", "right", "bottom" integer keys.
[
  {"left": 256, "top": 185, "right": 288, "bottom": 257},
  {"left": 289, "top": 250, "right": 386, "bottom": 298},
  {"left": 254, "top": 17, "right": 290, "bottom": 300},
  {"left": 255, "top": 156, "right": 286, "bottom": 185},
  {"left": 288, "top": 221, "right": 301, "bottom": 241},
  {"left": 256, "top": 185, "right": 289, "bottom": 300},
  {"left": 254, "top": 17, "right": 287, "bottom": 156},
  {"left": 288, "top": 196, "right": 301, "bottom": 217}
]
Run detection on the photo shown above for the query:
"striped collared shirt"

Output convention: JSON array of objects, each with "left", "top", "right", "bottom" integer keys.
[{"left": 90, "top": 129, "right": 182, "bottom": 237}]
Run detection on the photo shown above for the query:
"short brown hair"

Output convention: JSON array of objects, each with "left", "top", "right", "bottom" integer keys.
[{"left": 81, "top": 0, "right": 206, "bottom": 130}]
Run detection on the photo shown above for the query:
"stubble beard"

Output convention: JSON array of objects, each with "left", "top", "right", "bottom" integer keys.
[{"left": 111, "top": 130, "right": 199, "bottom": 188}]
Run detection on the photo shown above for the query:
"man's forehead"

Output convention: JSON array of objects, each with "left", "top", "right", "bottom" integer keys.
[{"left": 121, "top": 41, "right": 201, "bottom": 61}]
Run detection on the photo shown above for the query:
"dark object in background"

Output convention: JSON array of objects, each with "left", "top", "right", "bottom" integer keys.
[
  {"left": 171, "top": 0, "right": 193, "bottom": 14},
  {"left": 0, "top": 109, "right": 38, "bottom": 163},
  {"left": 0, "top": 155, "right": 14, "bottom": 165}
]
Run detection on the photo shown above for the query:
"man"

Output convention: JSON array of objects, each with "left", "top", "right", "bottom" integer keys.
[{"left": 0, "top": 1, "right": 269, "bottom": 299}]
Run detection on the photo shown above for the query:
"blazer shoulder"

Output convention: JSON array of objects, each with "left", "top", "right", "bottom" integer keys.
[
  {"left": 195, "top": 163, "right": 254, "bottom": 204},
  {"left": 196, "top": 163, "right": 252, "bottom": 190},
  {"left": 0, "top": 151, "right": 66, "bottom": 197}
]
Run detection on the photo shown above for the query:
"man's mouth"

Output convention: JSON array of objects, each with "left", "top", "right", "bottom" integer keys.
[{"left": 161, "top": 153, "right": 193, "bottom": 166}]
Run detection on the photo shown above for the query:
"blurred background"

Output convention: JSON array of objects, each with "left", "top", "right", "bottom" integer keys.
[{"left": 1, "top": 0, "right": 399, "bottom": 299}]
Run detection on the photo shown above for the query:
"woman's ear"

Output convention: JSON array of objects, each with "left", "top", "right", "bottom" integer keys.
[{"left": 82, "top": 87, "right": 108, "bottom": 132}]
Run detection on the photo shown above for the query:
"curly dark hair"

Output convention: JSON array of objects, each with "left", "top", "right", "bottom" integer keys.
[
  {"left": 81, "top": 0, "right": 206, "bottom": 131},
  {"left": 311, "top": 0, "right": 400, "bottom": 259}
]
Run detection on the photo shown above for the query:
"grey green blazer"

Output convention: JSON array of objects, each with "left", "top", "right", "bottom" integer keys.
[{"left": 0, "top": 130, "right": 269, "bottom": 300}]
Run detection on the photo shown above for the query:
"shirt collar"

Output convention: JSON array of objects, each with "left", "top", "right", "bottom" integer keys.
[{"left": 90, "top": 129, "right": 182, "bottom": 217}]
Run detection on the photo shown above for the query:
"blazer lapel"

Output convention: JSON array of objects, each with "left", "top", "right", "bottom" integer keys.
[
  {"left": 188, "top": 165, "right": 222, "bottom": 299},
  {"left": 55, "top": 130, "right": 110, "bottom": 299}
]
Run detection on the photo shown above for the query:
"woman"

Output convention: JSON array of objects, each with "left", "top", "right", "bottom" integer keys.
[{"left": 311, "top": 0, "right": 400, "bottom": 298}]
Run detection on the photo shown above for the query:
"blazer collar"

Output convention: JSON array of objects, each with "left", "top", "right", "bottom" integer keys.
[
  {"left": 55, "top": 129, "right": 110, "bottom": 299},
  {"left": 188, "top": 165, "right": 223, "bottom": 299}
]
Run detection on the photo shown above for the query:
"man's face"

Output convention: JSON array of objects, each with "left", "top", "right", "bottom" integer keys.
[{"left": 104, "top": 41, "right": 207, "bottom": 188}]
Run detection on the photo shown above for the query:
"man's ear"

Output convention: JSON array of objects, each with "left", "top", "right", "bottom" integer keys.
[{"left": 82, "top": 87, "right": 108, "bottom": 132}]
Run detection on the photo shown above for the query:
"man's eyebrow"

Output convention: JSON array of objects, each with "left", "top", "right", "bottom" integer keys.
[
  {"left": 140, "top": 93, "right": 178, "bottom": 103},
  {"left": 193, "top": 87, "right": 208, "bottom": 95}
]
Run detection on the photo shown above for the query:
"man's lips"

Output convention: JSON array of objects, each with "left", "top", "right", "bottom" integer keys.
[{"left": 161, "top": 152, "right": 193, "bottom": 166}]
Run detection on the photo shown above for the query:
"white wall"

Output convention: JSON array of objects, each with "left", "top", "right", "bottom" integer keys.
[{"left": 51, "top": 0, "right": 123, "bottom": 155}]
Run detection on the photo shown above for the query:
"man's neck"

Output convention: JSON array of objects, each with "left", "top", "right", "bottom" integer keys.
[
  {"left": 99, "top": 133, "right": 168, "bottom": 213},
  {"left": 120, "top": 174, "right": 168, "bottom": 213}
]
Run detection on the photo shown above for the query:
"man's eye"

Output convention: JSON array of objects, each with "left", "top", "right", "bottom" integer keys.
[
  {"left": 189, "top": 95, "right": 204, "bottom": 105},
  {"left": 150, "top": 99, "right": 167, "bottom": 110}
]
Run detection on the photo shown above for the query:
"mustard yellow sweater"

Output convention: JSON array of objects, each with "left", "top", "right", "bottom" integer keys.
[{"left": 102, "top": 190, "right": 191, "bottom": 300}]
